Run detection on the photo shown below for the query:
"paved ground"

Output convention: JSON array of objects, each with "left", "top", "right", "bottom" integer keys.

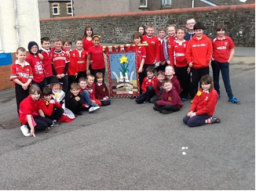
[{"left": 0, "top": 47, "right": 254, "bottom": 189}]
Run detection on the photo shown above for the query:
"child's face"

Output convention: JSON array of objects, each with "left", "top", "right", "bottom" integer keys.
[
  {"left": 52, "top": 83, "right": 61, "bottom": 91},
  {"left": 76, "top": 41, "right": 83, "bottom": 50},
  {"left": 134, "top": 37, "right": 141, "bottom": 44},
  {"left": 177, "top": 30, "right": 185, "bottom": 40},
  {"left": 79, "top": 80, "right": 87, "bottom": 89},
  {"left": 87, "top": 77, "right": 95, "bottom": 85},
  {"left": 86, "top": 29, "right": 93, "bottom": 37},
  {"left": 157, "top": 74, "right": 165, "bottom": 82},
  {"left": 43, "top": 94, "right": 52, "bottom": 101},
  {"left": 195, "top": 29, "right": 204, "bottom": 38},
  {"left": 42, "top": 41, "right": 51, "bottom": 50},
  {"left": 217, "top": 29, "right": 225, "bottom": 37},
  {"left": 64, "top": 42, "right": 72, "bottom": 51},
  {"left": 97, "top": 77, "right": 103, "bottom": 84},
  {"left": 31, "top": 91, "right": 40, "bottom": 101},
  {"left": 138, "top": 27, "right": 145, "bottom": 35},
  {"left": 168, "top": 27, "right": 176, "bottom": 37},
  {"left": 165, "top": 66, "right": 175, "bottom": 76},
  {"left": 16, "top": 50, "right": 26, "bottom": 62},
  {"left": 31, "top": 45, "right": 38, "bottom": 54},
  {"left": 163, "top": 82, "right": 172, "bottom": 92},
  {"left": 93, "top": 37, "right": 100, "bottom": 47},
  {"left": 146, "top": 27, "right": 154, "bottom": 36},
  {"left": 158, "top": 30, "right": 166, "bottom": 39},
  {"left": 71, "top": 88, "right": 80, "bottom": 96},
  {"left": 54, "top": 41, "right": 62, "bottom": 51},
  {"left": 186, "top": 19, "right": 196, "bottom": 30},
  {"left": 201, "top": 83, "right": 211, "bottom": 91},
  {"left": 147, "top": 71, "right": 154, "bottom": 79}
]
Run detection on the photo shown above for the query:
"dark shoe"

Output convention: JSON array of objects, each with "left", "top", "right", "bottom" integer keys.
[
  {"left": 75, "top": 111, "right": 83, "bottom": 115},
  {"left": 228, "top": 96, "right": 240, "bottom": 103},
  {"left": 211, "top": 117, "right": 221, "bottom": 124},
  {"left": 153, "top": 106, "right": 160, "bottom": 111},
  {"left": 130, "top": 96, "right": 136, "bottom": 99},
  {"left": 161, "top": 110, "right": 173, "bottom": 114}
]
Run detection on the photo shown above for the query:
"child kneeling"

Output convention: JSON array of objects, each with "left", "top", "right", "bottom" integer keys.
[
  {"left": 153, "top": 79, "right": 182, "bottom": 114},
  {"left": 183, "top": 75, "right": 221, "bottom": 127}
]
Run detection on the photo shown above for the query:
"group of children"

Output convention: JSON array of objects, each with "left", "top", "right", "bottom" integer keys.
[{"left": 11, "top": 18, "right": 239, "bottom": 137}]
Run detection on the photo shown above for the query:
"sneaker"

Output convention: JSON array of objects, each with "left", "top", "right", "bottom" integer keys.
[
  {"left": 20, "top": 125, "right": 31, "bottom": 137},
  {"left": 153, "top": 106, "right": 160, "bottom": 111},
  {"left": 218, "top": 93, "right": 221, "bottom": 99},
  {"left": 181, "top": 98, "right": 187, "bottom": 102},
  {"left": 190, "top": 99, "right": 193, "bottom": 104},
  {"left": 82, "top": 104, "right": 89, "bottom": 108},
  {"left": 229, "top": 97, "right": 240, "bottom": 103},
  {"left": 75, "top": 111, "right": 83, "bottom": 116},
  {"left": 161, "top": 110, "right": 173, "bottom": 114},
  {"left": 89, "top": 105, "right": 100, "bottom": 113},
  {"left": 211, "top": 117, "right": 221, "bottom": 124}
]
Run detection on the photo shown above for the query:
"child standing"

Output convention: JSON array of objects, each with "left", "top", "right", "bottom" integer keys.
[
  {"left": 52, "top": 38, "right": 69, "bottom": 93},
  {"left": 83, "top": 26, "right": 94, "bottom": 52},
  {"left": 157, "top": 28, "right": 167, "bottom": 71},
  {"left": 212, "top": 25, "right": 239, "bottom": 103},
  {"left": 185, "top": 18, "right": 196, "bottom": 41},
  {"left": 153, "top": 79, "right": 183, "bottom": 114},
  {"left": 19, "top": 84, "right": 52, "bottom": 137},
  {"left": 165, "top": 65, "right": 181, "bottom": 95},
  {"left": 40, "top": 37, "right": 53, "bottom": 85},
  {"left": 135, "top": 66, "right": 158, "bottom": 104},
  {"left": 95, "top": 72, "right": 111, "bottom": 106},
  {"left": 87, "top": 35, "right": 105, "bottom": 77},
  {"left": 26, "top": 41, "right": 46, "bottom": 91},
  {"left": 183, "top": 75, "right": 221, "bottom": 127},
  {"left": 164, "top": 25, "right": 177, "bottom": 65},
  {"left": 10, "top": 47, "right": 33, "bottom": 114},
  {"left": 150, "top": 70, "right": 165, "bottom": 103},
  {"left": 169, "top": 27, "right": 189, "bottom": 101}
]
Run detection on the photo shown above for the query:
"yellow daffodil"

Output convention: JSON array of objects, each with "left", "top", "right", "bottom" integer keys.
[
  {"left": 46, "top": 101, "right": 49, "bottom": 105},
  {"left": 120, "top": 55, "right": 128, "bottom": 64},
  {"left": 55, "top": 94, "right": 59, "bottom": 98},
  {"left": 197, "top": 91, "right": 202, "bottom": 96}
]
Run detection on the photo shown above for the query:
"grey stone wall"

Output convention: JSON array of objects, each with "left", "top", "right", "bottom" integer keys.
[{"left": 40, "top": 5, "right": 255, "bottom": 46}]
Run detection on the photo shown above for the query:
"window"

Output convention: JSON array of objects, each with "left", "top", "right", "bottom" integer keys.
[
  {"left": 140, "top": 0, "right": 147, "bottom": 7},
  {"left": 52, "top": 3, "right": 60, "bottom": 15},
  {"left": 162, "top": 0, "right": 172, "bottom": 6},
  {"left": 66, "top": 2, "right": 73, "bottom": 15}
]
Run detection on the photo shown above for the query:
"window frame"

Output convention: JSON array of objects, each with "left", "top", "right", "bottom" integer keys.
[
  {"left": 52, "top": 3, "right": 60, "bottom": 16},
  {"left": 162, "top": 0, "right": 172, "bottom": 6},
  {"left": 66, "top": 2, "right": 73, "bottom": 15},
  {"left": 139, "top": 0, "right": 148, "bottom": 8}
]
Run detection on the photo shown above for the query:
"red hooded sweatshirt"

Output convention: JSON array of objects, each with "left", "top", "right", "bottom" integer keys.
[{"left": 186, "top": 34, "right": 212, "bottom": 69}]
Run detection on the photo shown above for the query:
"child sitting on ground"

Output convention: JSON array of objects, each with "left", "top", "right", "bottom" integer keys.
[
  {"left": 95, "top": 72, "right": 111, "bottom": 106},
  {"left": 165, "top": 65, "right": 181, "bottom": 95},
  {"left": 150, "top": 70, "right": 165, "bottom": 103},
  {"left": 19, "top": 84, "right": 52, "bottom": 137},
  {"left": 66, "top": 82, "right": 86, "bottom": 116},
  {"left": 153, "top": 79, "right": 182, "bottom": 114},
  {"left": 183, "top": 75, "right": 221, "bottom": 127},
  {"left": 135, "top": 66, "right": 158, "bottom": 104},
  {"left": 79, "top": 77, "right": 100, "bottom": 113}
]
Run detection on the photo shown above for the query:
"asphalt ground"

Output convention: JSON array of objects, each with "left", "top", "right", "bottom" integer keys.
[{"left": 0, "top": 47, "right": 254, "bottom": 189}]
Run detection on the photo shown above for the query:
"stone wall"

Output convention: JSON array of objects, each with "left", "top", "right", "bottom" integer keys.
[{"left": 40, "top": 4, "right": 255, "bottom": 47}]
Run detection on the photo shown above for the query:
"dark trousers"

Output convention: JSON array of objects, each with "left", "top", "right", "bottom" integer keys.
[
  {"left": 100, "top": 99, "right": 111, "bottom": 106},
  {"left": 135, "top": 86, "right": 155, "bottom": 104},
  {"left": 175, "top": 66, "right": 189, "bottom": 98},
  {"left": 138, "top": 72, "right": 144, "bottom": 94},
  {"left": 45, "top": 107, "right": 64, "bottom": 121},
  {"left": 150, "top": 88, "right": 163, "bottom": 103},
  {"left": 91, "top": 68, "right": 105, "bottom": 78},
  {"left": 154, "top": 103, "right": 180, "bottom": 112},
  {"left": 15, "top": 84, "right": 29, "bottom": 114},
  {"left": 59, "top": 75, "right": 69, "bottom": 93},
  {"left": 190, "top": 67, "right": 209, "bottom": 98},
  {"left": 77, "top": 70, "right": 87, "bottom": 82},
  {"left": 66, "top": 101, "right": 83, "bottom": 114},
  {"left": 26, "top": 116, "right": 52, "bottom": 132},
  {"left": 211, "top": 61, "right": 234, "bottom": 99},
  {"left": 183, "top": 114, "right": 211, "bottom": 127},
  {"left": 157, "top": 62, "right": 167, "bottom": 72},
  {"left": 32, "top": 79, "right": 46, "bottom": 92}
]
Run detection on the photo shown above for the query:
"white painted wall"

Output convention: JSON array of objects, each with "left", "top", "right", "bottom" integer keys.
[{"left": 0, "top": 0, "right": 41, "bottom": 53}]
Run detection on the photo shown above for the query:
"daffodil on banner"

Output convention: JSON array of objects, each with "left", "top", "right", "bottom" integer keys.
[{"left": 119, "top": 55, "right": 129, "bottom": 83}]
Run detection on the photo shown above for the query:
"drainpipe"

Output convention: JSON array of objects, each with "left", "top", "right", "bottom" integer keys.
[
  {"left": 198, "top": 0, "right": 217, "bottom": 6},
  {"left": 192, "top": 0, "right": 195, "bottom": 8},
  {"left": 14, "top": 0, "right": 20, "bottom": 47},
  {"left": 71, "top": 0, "right": 73, "bottom": 16}
]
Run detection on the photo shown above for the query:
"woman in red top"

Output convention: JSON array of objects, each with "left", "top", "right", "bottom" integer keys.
[
  {"left": 86, "top": 35, "right": 105, "bottom": 78},
  {"left": 83, "top": 26, "right": 94, "bottom": 52},
  {"left": 183, "top": 75, "right": 221, "bottom": 127}
]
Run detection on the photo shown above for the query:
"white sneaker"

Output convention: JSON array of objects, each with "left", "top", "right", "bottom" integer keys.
[
  {"left": 20, "top": 125, "right": 31, "bottom": 137},
  {"left": 89, "top": 105, "right": 100, "bottom": 113}
]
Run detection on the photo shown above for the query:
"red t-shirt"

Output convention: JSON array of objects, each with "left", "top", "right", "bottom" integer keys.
[
  {"left": 212, "top": 36, "right": 235, "bottom": 63},
  {"left": 69, "top": 49, "right": 88, "bottom": 75},
  {"left": 142, "top": 35, "right": 160, "bottom": 64},
  {"left": 26, "top": 54, "right": 45, "bottom": 83},
  {"left": 10, "top": 60, "right": 33, "bottom": 84},
  {"left": 52, "top": 50, "right": 68, "bottom": 74},
  {"left": 88, "top": 45, "right": 105, "bottom": 69},
  {"left": 41, "top": 48, "right": 53, "bottom": 77},
  {"left": 141, "top": 76, "right": 158, "bottom": 93},
  {"left": 83, "top": 38, "right": 94, "bottom": 52},
  {"left": 19, "top": 96, "right": 41, "bottom": 125},
  {"left": 170, "top": 40, "right": 188, "bottom": 67}
]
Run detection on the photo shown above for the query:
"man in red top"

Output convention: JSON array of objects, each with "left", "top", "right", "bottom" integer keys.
[
  {"left": 212, "top": 25, "right": 239, "bottom": 103},
  {"left": 186, "top": 22, "right": 212, "bottom": 101}
]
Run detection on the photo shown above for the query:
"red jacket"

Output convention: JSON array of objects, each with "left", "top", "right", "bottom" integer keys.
[
  {"left": 41, "top": 48, "right": 53, "bottom": 77},
  {"left": 40, "top": 99, "right": 62, "bottom": 117},
  {"left": 158, "top": 38, "right": 165, "bottom": 62},
  {"left": 26, "top": 54, "right": 45, "bottom": 83},
  {"left": 142, "top": 35, "right": 160, "bottom": 64},
  {"left": 10, "top": 60, "right": 33, "bottom": 84},
  {"left": 170, "top": 40, "right": 188, "bottom": 67},
  {"left": 157, "top": 86, "right": 183, "bottom": 109},
  {"left": 190, "top": 88, "right": 218, "bottom": 116},
  {"left": 52, "top": 50, "right": 69, "bottom": 75},
  {"left": 141, "top": 76, "right": 158, "bottom": 93},
  {"left": 186, "top": 34, "right": 212, "bottom": 69},
  {"left": 69, "top": 49, "right": 88, "bottom": 75}
]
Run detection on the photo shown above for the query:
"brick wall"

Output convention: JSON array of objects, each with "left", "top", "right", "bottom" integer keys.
[{"left": 40, "top": 4, "right": 255, "bottom": 47}]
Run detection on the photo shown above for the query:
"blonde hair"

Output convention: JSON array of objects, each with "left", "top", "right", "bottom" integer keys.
[{"left": 29, "top": 84, "right": 41, "bottom": 95}]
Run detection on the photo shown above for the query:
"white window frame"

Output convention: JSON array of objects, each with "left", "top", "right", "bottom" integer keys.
[
  {"left": 162, "top": 0, "right": 172, "bottom": 6},
  {"left": 66, "top": 2, "right": 73, "bottom": 15},
  {"left": 52, "top": 3, "right": 60, "bottom": 15},
  {"left": 139, "top": 0, "right": 148, "bottom": 8}
]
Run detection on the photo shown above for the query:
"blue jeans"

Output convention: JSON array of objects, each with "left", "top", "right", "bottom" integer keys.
[
  {"left": 135, "top": 86, "right": 155, "bottom": 104},
  {"left": 211, "top": 60, "right": 234, "bottom": 99},
  {"left": 81, "top": 90, "right": 98, "bottom": 107}
]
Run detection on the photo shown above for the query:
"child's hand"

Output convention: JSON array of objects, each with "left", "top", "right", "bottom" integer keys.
[
  {"left": 61, "top": 73, "right": 65, "bottom": 78},
  {"left": 187, "top": 67, "right": 191, "bottom": 74},
  {"left": 56, "top": 74, "right": 61, "bottom": 79},
  {"left": 187, "top": 111, "right": 193, "bottom": 117},
  {"left": 91, "top": 100, "right": 96, "bottom": 104},
  {"left": 22, "top": 84, "right": 28, "bottom": 90},
  {"left": 30, "top": 129, "right": 36, "bottom": 137},
  {"left": 103, "top": 96, "right": 108, "bottom": 100},
  {"left": 86, "top": 70, "right": 90, "bottom": 75},
  {"left": 66, "top": 51, "right": 70, "bottom": 57},
  {"left": 188, "top": 62, "right": 193, "bottom": 68},
  {"left": 50, "top": 100, "right": 55, "bottom": 104},
  {"left": 75, "top": 97, "right": 80, "bottom": 101},
  {"left": 38, "top": 53, "right": 44, "bottom": 60},
  {"left": 138, "top": 67, "right": 143, "bottom": 73},
  {"left": 190, "top": 112, "right": 196, "bottom": 118},
  {"left": 167, "top": 61, "right": 171, "bottom": 65}
]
